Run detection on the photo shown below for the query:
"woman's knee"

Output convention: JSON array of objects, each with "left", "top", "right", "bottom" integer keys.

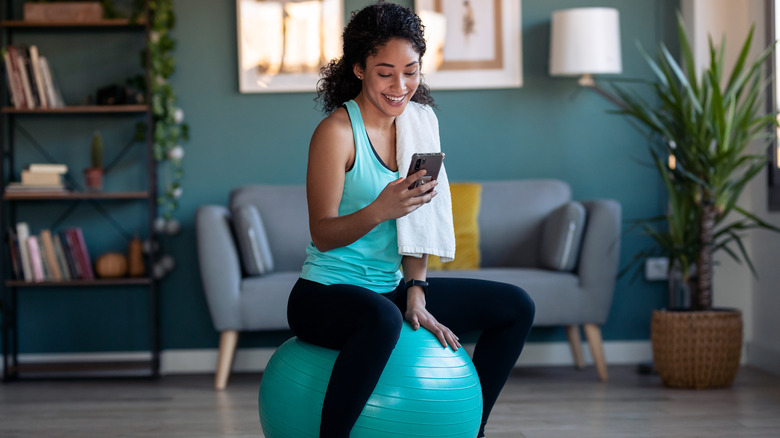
[
  {"left": 361, "top": 298, "right": 404, "bottom": 339},
  {"left": 504, "top": 284, "right": 535, "bottom": 325}
]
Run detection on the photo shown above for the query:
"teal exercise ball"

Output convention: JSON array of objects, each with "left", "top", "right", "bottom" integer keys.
[{"left": 258, "top": 322, "right": 482, "bottom": 438}]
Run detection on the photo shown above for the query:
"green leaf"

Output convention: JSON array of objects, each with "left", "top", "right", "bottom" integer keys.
[{"left": 611, "top": 12, "right": 780, "bottom": 308}]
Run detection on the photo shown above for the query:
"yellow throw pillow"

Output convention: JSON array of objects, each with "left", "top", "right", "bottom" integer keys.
[{"left": 428, "top": 183, "right": 482, "bottom": 271}]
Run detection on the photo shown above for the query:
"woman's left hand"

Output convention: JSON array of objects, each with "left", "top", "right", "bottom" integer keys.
[{"left": 405, "top": 305, "right": 461, "bottom": 351}]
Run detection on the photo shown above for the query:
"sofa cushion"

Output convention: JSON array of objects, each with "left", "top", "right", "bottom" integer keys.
[
  {"left": 240, "top": 272, "right": 299, "bottom": 330},
  {"left": 232, "top": 204, "right": 275, "bottom": 276},
  {"left": 540, "top": 202, "right": 586, "bottom": 272},
  {"left": 430, "top": 267, "right": 582, "bottom": 325},
  {"left": 429, "top": 183, "right": 482, "bottom": 271},
  {"left": 229, "top": 185, "right": 310, "bottom": 272},
  {"left": 477, "top": 180, "right": 571, "bottom": 268}
]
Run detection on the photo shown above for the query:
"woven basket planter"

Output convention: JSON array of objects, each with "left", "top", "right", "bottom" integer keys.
[{"left": 651, "top": 309, "right": 742, "bottom": 389}]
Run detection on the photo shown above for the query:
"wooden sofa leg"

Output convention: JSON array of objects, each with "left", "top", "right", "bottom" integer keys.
[
  {"left": 566, "top": 325, "right": 585, "bottom": 370},
  {"left": 583, "top": 324, "right": 608, "bottom": 382},
  {"left": 215, "top": 330, "right": 239, "bottom": 390}
]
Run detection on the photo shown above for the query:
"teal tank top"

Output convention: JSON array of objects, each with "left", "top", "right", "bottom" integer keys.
[{"left": 300, "top": 100, "right": 403, "bottom": 292}]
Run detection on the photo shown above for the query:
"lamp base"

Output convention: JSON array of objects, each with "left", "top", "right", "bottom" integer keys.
[{"left": 577, "top": 74, "right": 596, "bottom": 87}]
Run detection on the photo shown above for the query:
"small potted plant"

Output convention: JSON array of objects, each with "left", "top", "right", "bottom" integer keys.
[{"left": 84, "top": 131, "right": 103, "bottom": 191}]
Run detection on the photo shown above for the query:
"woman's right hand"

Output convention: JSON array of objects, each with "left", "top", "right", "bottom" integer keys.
[{"left": 371, "top": 170, "right": 438, "bottom": 221}]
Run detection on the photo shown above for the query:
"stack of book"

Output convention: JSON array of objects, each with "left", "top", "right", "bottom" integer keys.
[
  {"left": 5, "top": 163, "right": 69, "bottom": 193},
  {"left": 7, "top": 223, "right": 95, "bottom": 282},
  {"left": 2, "top": 44, "right": 65, "bottom": 110}
]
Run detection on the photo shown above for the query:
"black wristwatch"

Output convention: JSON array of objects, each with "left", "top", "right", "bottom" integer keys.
[{"left": 405, "top": 279, "right": 429, "bottom": 294}]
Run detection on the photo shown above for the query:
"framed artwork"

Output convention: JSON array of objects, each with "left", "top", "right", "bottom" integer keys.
[
  {"left": 237, "top": 0, "right": 343, "bottom": 93},
  {"left": 415, "top": 0, "right": 522, "bottom": 89}
]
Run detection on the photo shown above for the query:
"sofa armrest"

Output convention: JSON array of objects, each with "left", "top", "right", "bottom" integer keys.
[
  {"left": 196, "top": 205, "right": 243, "bottom": 332},
  {"left": 577, "top": 199, "right": 622, "bottom": 324}
]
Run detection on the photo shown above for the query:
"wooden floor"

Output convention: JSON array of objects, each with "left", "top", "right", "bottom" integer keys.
[{"left": 1, "top": 365, "right": 779, "bottom": 437}]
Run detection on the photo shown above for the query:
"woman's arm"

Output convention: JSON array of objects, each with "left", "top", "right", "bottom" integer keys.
[
  {"left": 307, "top": 111, "right": 437, "bottom": 252},
  {"left": 402, "top": 255, "right": 460, "bottom": 351},
  {"left": 306, "top": 111, "right": 381, "bottom": 252}
]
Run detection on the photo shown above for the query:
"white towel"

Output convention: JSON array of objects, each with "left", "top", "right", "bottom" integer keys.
[{"left": 395, "top": 102, "right": 456, "bottom": 262}]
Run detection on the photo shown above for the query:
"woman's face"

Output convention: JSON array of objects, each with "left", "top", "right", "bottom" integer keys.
[{"left": 354, "top": 38, "right": 421, "bottom": 118}]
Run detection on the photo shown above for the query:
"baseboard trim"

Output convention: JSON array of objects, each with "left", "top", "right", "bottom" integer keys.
[
  {"left": 10, "top": 342, "right": 777, "bottom": 376},
  {"left": 746, "top": 342, "right": 780, "bottom": 376},
  {"left": 2, "top": 341, "right": 653, "bottom": 375}
]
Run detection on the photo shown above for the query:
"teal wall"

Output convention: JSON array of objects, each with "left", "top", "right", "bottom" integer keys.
[{"left": 7, "top": 0, "right": 679, "bottom": 354}]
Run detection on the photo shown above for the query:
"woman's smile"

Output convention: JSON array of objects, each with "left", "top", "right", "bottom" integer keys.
[{"left": 383, "top": 93, "right": 408, "bottom": 105}]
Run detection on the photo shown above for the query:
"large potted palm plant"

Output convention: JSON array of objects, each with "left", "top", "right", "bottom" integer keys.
[{"left": 612, "top": 15, "right": 780, "bottom": 388}]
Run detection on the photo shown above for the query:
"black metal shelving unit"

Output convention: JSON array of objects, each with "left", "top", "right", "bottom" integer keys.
[{"left": 0, "top": 1, "right": 159, "bottom": 381}]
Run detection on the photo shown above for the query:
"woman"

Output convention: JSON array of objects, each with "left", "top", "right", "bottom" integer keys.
[{"left": 287, "top": 2, "right": 535, "bottom": 437}]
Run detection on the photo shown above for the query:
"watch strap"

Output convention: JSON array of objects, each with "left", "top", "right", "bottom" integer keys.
[{"left": 405, "top": 279, "right": 429, "bottom": 293}]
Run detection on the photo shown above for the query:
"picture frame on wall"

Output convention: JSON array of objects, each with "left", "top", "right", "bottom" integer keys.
[
  {"left": 416, "top": 0, "right": 523, "bottom": 90},
  {"left": 236, "top": 0, "right": 343, "bottom": 93}
]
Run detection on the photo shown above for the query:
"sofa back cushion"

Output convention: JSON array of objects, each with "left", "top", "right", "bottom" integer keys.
[
  {"left": 539, "top": 202, "right": 586, "bottom": 271},
  {"left": 229, "top": 180, "right": 573, "bottom": 272},
  {"left": 477, "top": 180, "right": 571, "bottom": 268},
  {"left": 230, "top": 185, "right": 310, "bottom": 272},
  {"left": 232, "top": 204, "right": 275, "bottom": 275},
  {"left": 428, "top": 183, "right": 482, "bottom": 271}
]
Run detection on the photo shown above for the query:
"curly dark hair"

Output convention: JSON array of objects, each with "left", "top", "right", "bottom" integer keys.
[{"left": 316, "top": 1, "right": 434, "bottom": 113}]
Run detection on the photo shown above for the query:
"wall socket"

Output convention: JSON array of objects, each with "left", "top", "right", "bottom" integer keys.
[{"left": 645, "top": 257, "right": 669, "bottom": 281}]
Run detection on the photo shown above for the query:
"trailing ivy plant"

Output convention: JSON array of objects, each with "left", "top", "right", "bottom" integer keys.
[
  {"left": 134, "top": 0, "right": 189, "bottom": 221},
  {"left": 129, "top": 0, "right": 188, "bottom": 279}
]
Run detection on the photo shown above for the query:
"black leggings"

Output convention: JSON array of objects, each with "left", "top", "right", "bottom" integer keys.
[{"left": 287, "top": 277, "right": 535, "bottom": 438}]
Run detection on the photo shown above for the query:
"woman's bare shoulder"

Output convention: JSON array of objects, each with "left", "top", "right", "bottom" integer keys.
[
  {"left": 312, "top": 107, "right": 352, "bottom": 141},
  {"left": 309, "top": 107, "right": 355, "bottom": 173}
]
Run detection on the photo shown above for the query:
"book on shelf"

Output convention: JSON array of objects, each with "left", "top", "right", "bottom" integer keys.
[
  {"left": 3, "top": 49, "right": 24, "bottom": 109},
  {"left": 36, "top": 234, "right": 53, "bottom": 279},
  {"left": 21, "top": 47, "right": 41, "bottom": 109},
  {"left": 6, "top": 224, "right": 96, "bottom": 282},
  {"left": 10, "top": 46, "right": 35, "bottom": 110},
  {"left": 7, "top": 45, "right": 26, "bottom": 108},
  {"left": 71, "top": 228, "right": 94, "bottom": 279},
  {"left": 5, "top": 182, "right": 67, "bottom": 193},
  {"left": 26, "top": 235, "right": 44, "bottom": 282},
  {"left": 39, "top": 229, "right": 62, "bottom": 281},
  {"left": 61, "top": 228, "right": 95, "bottom": 280},
  {"left": 28, "top": 163, "right": 68, "bottom": 174},
  {"left": 38, "top": 56, "right": 64, "bottom": 108},
  {"left": 28, "top": 45, "right": 48, "bottom": 109},
  {"left": 7, "top": 227, "right": 22, "bottom": 280},
  {"left": 4, "top": 46, "right": 28, "bottom": 109},
  {"left": 15, "top": 222, "right": 33, "bottom": 281},
  {"left": 57, "top": 229, "right": 81, "bottom": 279},
  {"left": 21, "top": 169, "right": 62, "bottom": 186},
  {"left": 52, "top": 233, "right": 72, "bottom": 281},
  {"left": 5, "top": 163, "right": 69, "bottom": 194},
  {"left": 2, "top": 44, "right": 64, "bottom": 110}
]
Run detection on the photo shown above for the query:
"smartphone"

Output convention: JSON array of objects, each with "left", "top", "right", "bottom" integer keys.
[{"left": 406, "top": 152, "right": 445, "bottom": 191}]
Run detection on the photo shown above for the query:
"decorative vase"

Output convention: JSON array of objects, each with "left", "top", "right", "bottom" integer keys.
[
  {"left": 651, "top": 308, "right": 743, "bottom": 389},
  {"left": 83, "top": 168, "right": 102, "bottom": 191},
  {"left": 128, "top": 236, "right": 145, "bottom": 277}
]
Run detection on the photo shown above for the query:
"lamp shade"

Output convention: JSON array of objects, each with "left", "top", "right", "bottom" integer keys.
[{"left": 549, "top": 8, "right": 622, "bottom": 77}]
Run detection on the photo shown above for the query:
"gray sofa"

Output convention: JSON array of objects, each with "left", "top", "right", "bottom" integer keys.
[{"left": 196, "top": 179, "right": 621, "bottom": 389}]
